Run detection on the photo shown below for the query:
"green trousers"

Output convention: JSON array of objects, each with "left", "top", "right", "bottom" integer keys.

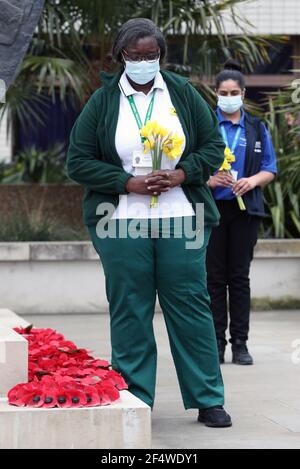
[{"left": 88, "top": 216, "right": 224, "bottom": 410}]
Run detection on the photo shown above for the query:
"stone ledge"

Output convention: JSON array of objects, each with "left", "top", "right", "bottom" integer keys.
[
  {"left": 254, "top": 239, "right": 300, "bottom": 258},
  {"left": 0, "top": 308, "right": 30, "bottom": 329},
  {"left": 0, "top": 239, "right": 299, "bottom": 262},
  {"left": 0, "top": 242, "right": 30, "bottom": 261},
  {"left": 0, "top": 242, "right": 98, "bottom": 262},
  {"left": 0, "top": 390, "right": 151, "bottom": 449}
]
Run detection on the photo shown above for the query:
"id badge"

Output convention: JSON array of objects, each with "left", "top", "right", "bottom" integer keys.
[
  {"left": 231, "top": 169, "right": 238, "bottom": 182},
  {"left": 132, "top": 150, "right": 152, "bottom": 176}
]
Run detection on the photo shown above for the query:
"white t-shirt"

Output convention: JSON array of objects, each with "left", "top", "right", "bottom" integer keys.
[{"left": 111, "top": 71, "right": 195, "bottom": 219}]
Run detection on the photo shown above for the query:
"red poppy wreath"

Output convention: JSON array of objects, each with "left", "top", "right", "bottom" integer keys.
[{"left": 7, "top": 325, "right": 128, "bottom": 408}]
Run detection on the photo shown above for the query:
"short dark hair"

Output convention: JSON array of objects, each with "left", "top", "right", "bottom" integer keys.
[
  {"left": 216, "top": 59, "right": 245, "bottom": 90},
  {"left": 112, "top": 18, "right": 167, "bottom": 64}
]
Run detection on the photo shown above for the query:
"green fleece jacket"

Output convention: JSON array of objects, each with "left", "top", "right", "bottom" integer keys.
[{"left": 66, "top": 68, "right": 225, "bottom": 227}]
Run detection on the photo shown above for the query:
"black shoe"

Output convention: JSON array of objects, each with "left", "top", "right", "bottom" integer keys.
[
  {"left": 198, "top": 406, "right": 232, "bottom": 428},
  {"left": 217, "top": 339, "right": 226, "bottom": 364},
  {"left": 232, "top": 340, "right": 253, "bottom": 365}
]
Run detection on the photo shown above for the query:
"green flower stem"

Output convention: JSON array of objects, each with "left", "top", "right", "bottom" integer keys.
[
  {"left": 149, "top": 138, "right": 163, "bottom": 208},
  {"left": 150, "top": 195, "right": 158, "bottom": 208},
  {"left": 237, "top": 195, "right": 246, "bottom": 210},
  {"left": 228, "top": 169, "right": 246, "bottom": 211}
]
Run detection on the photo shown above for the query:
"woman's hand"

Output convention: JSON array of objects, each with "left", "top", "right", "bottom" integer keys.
[
  {"left": 232, "top": 177, "right": 257, "bottom": 196},
  {"left": 125, "top": 169, "right": 186, "bottom": 195},
  {"left": 125, "top": 172, "right": 171, "bottom": 196},
  {"left": 208, "top": 171, "right": 234, "bottom": 189},
  {"left": 145, "top": 169, "right": 186, "bottom": 190}
]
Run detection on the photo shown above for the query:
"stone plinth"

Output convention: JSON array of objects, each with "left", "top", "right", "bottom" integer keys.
[
  {"left": 0, "top": 308, "right": 30, "bottom": 329},
  {"left": 0, "top": 391, "right": 151, "bottom": 449},
  {"left": 0, "top": 327, "right": 28, "bottom": 397}
]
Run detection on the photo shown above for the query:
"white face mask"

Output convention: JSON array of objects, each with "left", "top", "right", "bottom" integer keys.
[
  {"left": 124, "top": 58, "right": 160, "bottom": 85},
  {"left": 217, "top": 95, "right": 243, "bottom": 114}
]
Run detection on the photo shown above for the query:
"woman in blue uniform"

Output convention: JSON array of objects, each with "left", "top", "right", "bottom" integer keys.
[{"left": 207, "top": 59, "right": 277, "bottom": 365}]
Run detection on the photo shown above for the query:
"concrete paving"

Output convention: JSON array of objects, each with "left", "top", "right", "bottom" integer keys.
[{"left": 22, "top": 310, "right": 300, "bottom": 449}]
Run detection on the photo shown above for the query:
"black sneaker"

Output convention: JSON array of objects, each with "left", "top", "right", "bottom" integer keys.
[
  {"left": 232, "top": 340, "right": 253, "bottom": 365},
  {"left": 198, "top": 406, "right": 232, "bottom": 428},
  {"left": 217, "top": 339, "right": 226, "bottom": 364}
]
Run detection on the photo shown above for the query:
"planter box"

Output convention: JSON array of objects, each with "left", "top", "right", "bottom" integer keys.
[
  {"left": 250, "top": 239, "right": 300, "bottom": 310},
  {"left": 0, "top": 184, "right": 84, "bottom": 232},
  {"left": 0, "top": 239, "right": 299, "bottom": 314},
  {"left": 0, "top": 241, "right": 104, "bottom": 314}
]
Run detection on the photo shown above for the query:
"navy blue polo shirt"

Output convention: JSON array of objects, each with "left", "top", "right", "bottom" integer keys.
[{"left": 212, "top": 107, "right": 277, "bottom": 201}]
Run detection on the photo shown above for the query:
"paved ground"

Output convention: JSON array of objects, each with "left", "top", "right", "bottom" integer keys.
[{"left": 23, "top": 310, "right": 300, "bottom": 449}]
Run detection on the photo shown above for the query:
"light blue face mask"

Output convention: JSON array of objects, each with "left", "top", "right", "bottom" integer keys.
[
  {"left": 124, "top": 58, "right": 160, "bottom": 85},
  {"left": 217, "top": 95, "right": 243, "bottom": 114}
]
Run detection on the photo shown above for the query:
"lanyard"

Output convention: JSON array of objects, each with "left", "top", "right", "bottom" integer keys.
[
  {"left": 220, "top": 124, "right": 242, "bottom": 154},
  {"left": 127, "top": 90, "right": 156, "bottom": 141}
]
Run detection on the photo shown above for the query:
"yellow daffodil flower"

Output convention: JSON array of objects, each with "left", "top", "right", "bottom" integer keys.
[
  {"left": 219, "top": 147, "right": 246, "bottom": 211},
  {"left": 139, "top": 121, "right": 185, "bottom": 208},
  {"left": 219, "top": 147, "right": 236, "bottom": 171},
  {"left": 224, "top": 146, "right": 236, "bottom": 163},
  {"left": 143, "top": 136, "right": 155, "bottom": 153},
  {"left": 162, "top": 133, "right": 184, "bottom": 159},
  {"left": 219, "top": 159, "right": 232, "bottom": 171}
]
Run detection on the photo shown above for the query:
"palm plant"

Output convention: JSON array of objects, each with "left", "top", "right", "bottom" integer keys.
[
  {"left": 134, "top": 0, "right": 271, "bottom": 75},
  {"left": 2, "top": 0, "right": 294, "bottom": 241},
  {"left": 0, "top": 1, "right": 90, "bottom": 142},
  {"left": 1, "top": 0, "right": 273, "bottom": 128},
  {"left": 1, "top": 144, "right": 68, "bottom": 184},
  {"left": 262, "top": 95, "right": 300, "bottom": 238},
  {"left": 132, "top": 0, "right": 276, "bottom": 108}
]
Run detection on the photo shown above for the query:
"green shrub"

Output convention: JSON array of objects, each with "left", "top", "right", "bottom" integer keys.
[
  {"left": 0, "top": 144, "right": 69, "bottom": 184},
  {"left": 0, "top": 211, "right": 89, "bottom": 241}
]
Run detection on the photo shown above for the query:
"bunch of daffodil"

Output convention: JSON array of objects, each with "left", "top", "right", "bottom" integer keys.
[
  {"left": 219, "top": 147, "right": 246, "bottom": 210},
  {"left": 140, "top": 120, "right": 184, "bottom": 208}
]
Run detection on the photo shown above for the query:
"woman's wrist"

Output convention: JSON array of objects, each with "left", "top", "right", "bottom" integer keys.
[
  {"left": 207, "top": 176, "right": 214, "bottom": 189},
  {"left": 125, "top": 176, "right": 134, "bottom": 193},
  {"left": 172, "top": 168, "right": 186, "bottom": 186}
]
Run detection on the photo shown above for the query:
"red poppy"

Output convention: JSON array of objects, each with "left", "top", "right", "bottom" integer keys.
[
  {"left": 84, "top": 386, "right": 101, "bottom": 407},
  {"left": 54, "top": 375, "right": 75, "bottom": 385},
  {"left": 57, "top": 340, "right": 77, "bottom": 352},
  {"left": 68, "top": 389, "right": 87, "bottom": 408},
  {"left": 61, "top": 367, "right": 89, "bottom": 378},
  {"left": 40, "top": 389, "right": 58, "bottom": 408},
  {"left": 8, "top": 383, "right": 37, "bottom": 407},
  {"left": 26, "top": 390, "right": 46, "bottom": 408},
  {"left": 55, "top": 388, "right": 73, "bottom": 408},
  {"left": 97, "top": 381, "right": 120, "bottom": 405},
  {"left": 61, "top": 357, "right": 78, "bottom": 367},
  {"left": 39, "top": 375, "right": 54, "bottom": 385},
  {"left": 80, "top": 376, "right": 100, "bottom": 386},
  {"left": 104, "top": 370, "right": 128, "bottom": 390},
  {"left": 92, "top": 368, "right": 109, "bottom": 380},
  {"left": 88, "top": 359, "right": 110, "bottom": 369},
  {"left": 37, "top": 358, "right": 58, "bottom": 372},
  {"left": 8, "top": 327, "right": 128, "bottom": 408}
]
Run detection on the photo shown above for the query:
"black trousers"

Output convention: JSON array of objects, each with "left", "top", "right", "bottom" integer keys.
[{"left": 206, "top": 199, "right": 261, "bottom": 344}]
